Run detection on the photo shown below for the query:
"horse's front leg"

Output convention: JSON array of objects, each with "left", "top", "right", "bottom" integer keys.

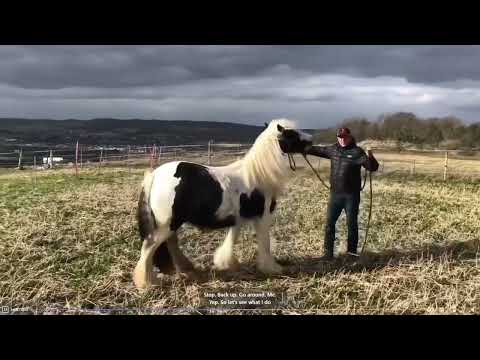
[
  {"left": 213, "top": 226, "right": 241, "bottom": 271},
  {"left": 254, "top": 215, "right": 282, "bottom": 274}
]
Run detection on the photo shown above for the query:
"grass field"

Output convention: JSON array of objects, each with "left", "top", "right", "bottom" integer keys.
[{"left": 1, "top": 153, "right": 480, "bottom": 315}]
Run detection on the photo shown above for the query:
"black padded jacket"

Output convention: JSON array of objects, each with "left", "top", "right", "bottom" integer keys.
[{"left": 305, "top": 140, "right": 379, "bottom": 193}]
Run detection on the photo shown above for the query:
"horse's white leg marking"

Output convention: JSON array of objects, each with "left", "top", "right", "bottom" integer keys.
[
  {"left": 213, "top": 226, "right": 241, "bottom": 271},
  {"left": 254, "top": 215, "right": 283, "bottom": 274},
  {"left": 133, "top": 226, "right": 173, "bottom": 290}
]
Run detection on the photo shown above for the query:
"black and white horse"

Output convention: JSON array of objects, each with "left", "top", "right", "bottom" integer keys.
[{"left": 133, "top": 119, "right": 312, "bottom": 289}]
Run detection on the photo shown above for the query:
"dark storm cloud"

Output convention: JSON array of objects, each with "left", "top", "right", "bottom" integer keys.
[
  {"left": 2, "top": 45, "right": 480, "bottom": 89},
  {"left": 453, "top": 103, "right": 480, "bottom": 113},
  {"left": 1, "top": 45, "right": 480, "bottom": 127}
]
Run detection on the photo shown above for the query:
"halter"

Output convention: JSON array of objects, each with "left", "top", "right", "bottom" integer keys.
[{"left": 279, "top": 126, "right": 299, "bottom": 171}]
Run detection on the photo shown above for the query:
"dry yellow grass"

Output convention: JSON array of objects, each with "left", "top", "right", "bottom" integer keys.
[
  {"left": 373, "top": 152, "right": 480, "bottom": 179},
  {"left": 1, "top": 153, "right": 480, "bottom": 315},
  {"left": 303, "top": 150, "right": 480, "bottom": 179}
]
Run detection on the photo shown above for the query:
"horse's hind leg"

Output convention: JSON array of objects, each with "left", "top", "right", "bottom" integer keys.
[
  {"left": 152, "top": 240, "right": 175, "bottom": 275},
  {"left": 213, "top": 226, "right": 240, "bottom": 271},
  {"left": 166, "top": 233, "right": 195, "bottom": 273},
  {"left": 133, "top": 226, "right": 173, "bottom": 290}
]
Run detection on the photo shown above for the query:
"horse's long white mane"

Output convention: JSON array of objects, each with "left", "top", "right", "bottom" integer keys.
[{"left": 240, "top": 118, "right": 297, "bottom": 196}]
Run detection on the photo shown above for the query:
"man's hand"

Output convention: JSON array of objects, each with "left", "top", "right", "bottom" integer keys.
[
  {"left": 363, "top": 146, "right": 379, "bottom": 171},
  {"left": 366, "top": 146, "right": 373, "bottom": 157}
]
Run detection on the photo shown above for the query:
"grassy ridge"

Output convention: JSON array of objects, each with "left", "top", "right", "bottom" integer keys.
[{"left": 1, "top": 163, "right": 479, "bottom": 314}]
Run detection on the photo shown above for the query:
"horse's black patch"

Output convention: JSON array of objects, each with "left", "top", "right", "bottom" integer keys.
[
  {"left": 270, "top": 198, "right": 277, "bottom": 213},
  {"left": 170, "top": 162, "right": 236, "bottom": 231},
  {"left": 153, "top": 241, "right": 175, "bottom": 274},
  {"left": 137, "top": 189, "right": 157, "bottom": 242},
  {"left": 239, "top": 189, "right": 265, "bottom": 218},
  {"left": 278, "top": 129, "right": 312, "bottom": 154}
]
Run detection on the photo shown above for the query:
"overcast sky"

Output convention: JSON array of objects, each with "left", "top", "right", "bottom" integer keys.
[{"left": 1, "top": 45, "right": 480, "bottom": 129}]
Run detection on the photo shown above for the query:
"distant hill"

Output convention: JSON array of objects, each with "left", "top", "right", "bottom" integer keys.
[{"left": 0, "top": 118, "right": 269, "bottom": 150}]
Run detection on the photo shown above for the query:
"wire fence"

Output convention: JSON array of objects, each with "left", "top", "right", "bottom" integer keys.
[
  {"left": 0, "top": 141, "right": 253, "bottom": 170},
  {"left": 372, "top": 149, "right": 480, "bottom": 180},
  {"left": 309, "top": 147, "right": 480, "bottom": 181},
  {"left": 1, "top": 142, "right": 480, "bottom": 182}
]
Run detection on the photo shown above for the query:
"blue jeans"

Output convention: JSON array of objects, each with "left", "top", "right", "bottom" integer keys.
[{"left": 324, "top": 192, "right": 361, "bottom": 257}]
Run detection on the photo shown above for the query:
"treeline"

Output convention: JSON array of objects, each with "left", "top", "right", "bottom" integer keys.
[{"left": 313, "top": 112, "right": 480, "bottom": 149}]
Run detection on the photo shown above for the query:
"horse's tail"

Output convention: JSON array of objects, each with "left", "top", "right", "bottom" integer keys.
[{"left": 137, "top": 169, "right": 157, "bottom": 242}]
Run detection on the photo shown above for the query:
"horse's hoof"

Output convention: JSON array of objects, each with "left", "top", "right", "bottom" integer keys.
[{"left": 133, "top": 267, "right": 151, "bottom": 290}]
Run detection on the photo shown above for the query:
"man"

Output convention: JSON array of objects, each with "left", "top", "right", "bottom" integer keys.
[{"left": 304, "top": 127, "right": 379, "bottom": 260}]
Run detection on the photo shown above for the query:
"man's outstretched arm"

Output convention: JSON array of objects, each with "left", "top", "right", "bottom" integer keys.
[{"left": 304, "top": 144, "right": 333, "bottom": 159}]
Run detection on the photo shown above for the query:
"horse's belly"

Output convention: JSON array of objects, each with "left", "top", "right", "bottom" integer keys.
[{"left": 186, "top": 214, "right": 237, "bottom": 230}]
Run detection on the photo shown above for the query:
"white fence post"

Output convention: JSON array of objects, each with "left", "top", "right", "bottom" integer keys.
[
  {"left": 443, "top": 151, "right": 449, "bottom": 181},
  {"left": 154, "top": 145, "right": 157, "bottom": 166},
  {"left": 99, "top": 148, "right": 103, "bottom": 168},
  {"left": 149, "top": 145, "right": 154, "bottom": 169},
  {"left": 127, "top": 145, "right": 131, "bottom": 173},
  {"left": 75, "top": 140, "right": 79, "bottom": 177},
  {"left": 17, "top": 148, "right": 23, "bottom": 170},
  {"left": 208, "top": 140, "right": 212, "bottom": 165},
  {"left": 33, "top": 155, "right": 37, "bottom": 188}
]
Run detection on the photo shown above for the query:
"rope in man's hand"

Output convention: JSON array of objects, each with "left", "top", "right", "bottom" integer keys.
[{"left": 302, "top": 153, "right": 330, "bottom": 190}]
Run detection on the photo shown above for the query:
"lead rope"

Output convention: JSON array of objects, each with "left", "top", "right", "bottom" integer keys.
[
  {"left": 361, "top": 168, "right": 368, "bottom": 191},
  {"left": 302, "top": 153, "right": 373, "bottom": 255},
  {"left": 360, "top": 170, "right": 373, "bottom": 254},
  {"left": 302, "top": 154, "right": 330, "bottom": 190},
  {"left": 288, "top": 153, "right": 297, "bottom": 171}
]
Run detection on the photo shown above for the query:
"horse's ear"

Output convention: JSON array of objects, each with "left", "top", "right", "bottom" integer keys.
[
  {"left": 277, "top": 124, "right": 285, "bottom": 133},
  {"left": 264, "top": 122, "right": 269, "bottom": 128}
]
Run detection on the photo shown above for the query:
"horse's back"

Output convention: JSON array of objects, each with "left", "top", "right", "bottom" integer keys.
[{"left": 148, "top": 160, "right": 239, "bottom": 231}]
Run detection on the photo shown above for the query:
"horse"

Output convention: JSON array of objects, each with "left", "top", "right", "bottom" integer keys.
[{"left": 133, "top": 118, "right": 313, "bottom": 290}]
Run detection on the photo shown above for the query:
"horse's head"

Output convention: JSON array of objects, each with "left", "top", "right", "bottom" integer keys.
[
  {"left": 243, "top": 119, "right": 312, "bottom": 192},
  {"left": 276, "top": 123, "right": 313, "bottom": 154}
]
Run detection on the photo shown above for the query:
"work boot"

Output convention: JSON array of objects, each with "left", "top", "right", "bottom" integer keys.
[{"left": 344, "top": 251, "right": 360, "bottom": 265}]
